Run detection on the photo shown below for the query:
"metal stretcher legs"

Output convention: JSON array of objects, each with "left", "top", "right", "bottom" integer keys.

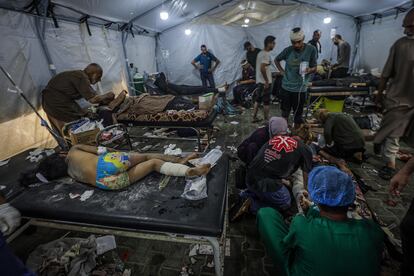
[{"left": 205, "top": 236, "right": 222, "bottom": 276}]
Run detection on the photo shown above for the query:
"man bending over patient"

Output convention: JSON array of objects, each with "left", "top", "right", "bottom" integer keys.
[
  {"left": 42, "top": 63, "right": 115, "bottom": 133},
  {"left": 20, "top": 145, "right": 210, "bottom": 190}
]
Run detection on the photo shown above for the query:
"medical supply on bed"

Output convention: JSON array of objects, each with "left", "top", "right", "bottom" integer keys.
[
  {"left": 182, "top": 176, "right": 208, "bottom": 200},
  {"left": 71, "top": 119, "right": 104, "bottom": 134},
  {"left": 164, "top": 144, "right": 182, "bottom": 156},
  {"left": 80, "top": 190, "right": 94, "bottom": 201},
  {"left": 189, "top": 148, "right": 223, "bottom": 168},
  {"left": 26, "top": 148, "right": 55, "bottom": 163}
]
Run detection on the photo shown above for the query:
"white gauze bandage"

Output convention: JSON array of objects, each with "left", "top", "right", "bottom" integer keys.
[
  {"left": 290, "top": 29, "right": 305, "bottom": 41},
  {"left": 160, "top": 162, "right": 190, "bottom": 177}
]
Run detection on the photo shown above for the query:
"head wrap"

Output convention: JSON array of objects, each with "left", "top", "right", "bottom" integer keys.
[
  {"left": 308, "top": 166, "right": 355, "bottom": 207},
  {"left": 290, "top": 28, "right": 305, "bottom": 42},
  {"left": 269, "top": 117, "right": 288, "bottom": 136}
]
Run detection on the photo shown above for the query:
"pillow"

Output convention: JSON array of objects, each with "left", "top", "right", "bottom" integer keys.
[{"left": 107, "top": 90, "right": 127, "bottom": 111}]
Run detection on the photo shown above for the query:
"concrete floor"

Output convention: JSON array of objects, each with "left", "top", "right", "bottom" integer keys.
[{"left": 10, "top": 103, "right": 414, "bottom": 276}]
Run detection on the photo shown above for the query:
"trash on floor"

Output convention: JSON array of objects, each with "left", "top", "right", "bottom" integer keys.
[
  {"left": 229, "top": 131, "right": 238, "bottom": 137},
  {"left": 164, "top": 144, "right": 182, "bottom": 156},
  {"left": 226, "top": 145, "right": 237, "bottom": 154},
  {"left": 96, "top": 235, "right": 117, "bottom": 255},
  {"left": 230, "top": 121, "right": 239, "bottom": 125},
  {"left": 189, "top": 244, "right": 214, "bottom": 256},
  {"left": 69, "top": 193, "right": 81, "bottom": 199}
]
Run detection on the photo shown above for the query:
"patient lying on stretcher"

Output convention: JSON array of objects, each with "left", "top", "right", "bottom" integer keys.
[{"left": 20, "top": 144, "right": 210, "bottom": 190}]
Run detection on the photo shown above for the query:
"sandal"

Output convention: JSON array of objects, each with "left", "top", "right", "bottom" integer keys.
[
  {"left": 378, "top": 166, "right": 396, "bottom": 180},
  {"left": 229, "top": 197, "right": 252, "bottom": 222}
]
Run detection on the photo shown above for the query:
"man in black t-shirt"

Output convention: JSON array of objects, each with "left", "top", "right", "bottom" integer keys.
[
  {"left": 231, "top": 121, "right": 313, "bottom": 221},
  {"left": 244, "top": 41, "right": 261, "bottom": 73}
]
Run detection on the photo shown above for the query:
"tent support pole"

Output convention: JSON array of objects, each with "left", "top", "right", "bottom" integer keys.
[
  {"left": 122, "top": 32, "right": 133, "bottom": 95},
  {"left": 350, "top": 18, "right": 362, "bottom": 73},
  {"left": 155, "top": 33, "right": 160, "bottom": 72},
  {"left": 33, "top": 1, "right": 56, "bottom": 76}
]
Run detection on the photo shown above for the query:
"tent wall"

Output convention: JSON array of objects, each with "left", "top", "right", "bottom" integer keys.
[
  {"left": 358, "top": 12, "right": 408, "bottom": 72},
  {"left": 0, "top": 9, "right": 156, "bottom": 160},
  {"left": 126, "top": 35, "right": 157, "bottom": 74},
  {"left": 156, "top": 4, "right": 356, "bottom": 85}
]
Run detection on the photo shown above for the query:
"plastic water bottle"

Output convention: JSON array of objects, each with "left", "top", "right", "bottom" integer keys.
[{"left": 300, "top": 61, "right": 309, "bottom": 79}]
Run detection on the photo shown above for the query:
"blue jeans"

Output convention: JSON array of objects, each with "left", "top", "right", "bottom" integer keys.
[
  {"left": 200, "top": 71, "right": 215, "bottom": 88},
  {"left": 0, "top": 233, "right": 35, "bottom": 276},
  {"left": 241, "top": 185, "right": 291, "bottom": 214}
]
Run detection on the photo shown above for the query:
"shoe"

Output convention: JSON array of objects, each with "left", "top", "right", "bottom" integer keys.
[
  {"left": 373, "top": 143, "right": 382, "bottom": 156},
  {"left": 378, "top": 166, "right": 396, "bottom": 180},
  {"left": 229, "top": 196, "right": 252, "bottom": 222}
]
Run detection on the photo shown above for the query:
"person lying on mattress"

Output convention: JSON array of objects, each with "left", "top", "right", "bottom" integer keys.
[
  {"left": 152, "top": 72, "right": 228, "bottom": 96},
  {"left": 257, "top": 166, "right": 384, "bottom": 276},
  {"left": 314, "top": 109, "right": 366, "bottom": 163},
  {"left": 19, "top": 144, "right": 210, "bottom": 190},
  {"left": 111, "top": 90, "right": 217, "bottom": 118},
  {"left": 230, "top": 117, "right": 313, "bottom": 221}
]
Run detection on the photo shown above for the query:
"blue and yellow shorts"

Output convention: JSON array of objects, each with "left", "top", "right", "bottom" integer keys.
[{"left": 96, "top": 152, "right": 131, "bottom": 190}]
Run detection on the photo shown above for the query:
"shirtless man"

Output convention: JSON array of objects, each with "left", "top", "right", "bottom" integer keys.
[{"left": 21, "top": 145, "right": 211, "bottom": 190}]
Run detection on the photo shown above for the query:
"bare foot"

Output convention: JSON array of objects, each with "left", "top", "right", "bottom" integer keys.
[
  {"left": 180, "top": 153, "right": 198, "bottom": 164},
  {"left": 186, "top": 164, "right": 211, "bottom": 177},
  {"left": 299, "top": 191, "right": 313, "bottom": 212}
]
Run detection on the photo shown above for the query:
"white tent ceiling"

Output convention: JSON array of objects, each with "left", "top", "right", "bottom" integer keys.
[{"left": 0, "top": 0, "right": 410, "bottom": 33}]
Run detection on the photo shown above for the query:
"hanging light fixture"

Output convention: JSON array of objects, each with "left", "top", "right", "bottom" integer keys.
[
  {"left": 241, "top": 24, "right": 249, "bottom": 28},
  {"left": 185, "top": 29, "right": 192, "bottom": 35},
  {"left": 323, "top": 16, "right": 332, "bottom": 24},
  {"left": 160, "top": 11, "right": 169, "bottom": 20},
  {"left": 244, "top": 18, "right": 250, "bottom": 24}
]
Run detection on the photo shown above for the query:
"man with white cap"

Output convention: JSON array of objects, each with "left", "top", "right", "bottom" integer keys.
[
  {"left": 275, "top": 27, "right": 317, "bottom": 127},
  {"left": 257, "top": 166, "right": 384, "bottom": 276},
  {"left": 232, "top": 59, "right": 256, "bottom": 106}
]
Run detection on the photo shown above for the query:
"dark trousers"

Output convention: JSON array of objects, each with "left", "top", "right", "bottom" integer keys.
[
  {"left": 0, "top": 233, "right": 35, "bottom": 275},
  {"left": 200, "top": 71, "right": 215, "bottom": 88},
  {"left": 165, "top": 97, "right": 195, "bottom": 111},
  {"left": 401, "top": 198, "right": 414, "bottom": 276},
  {"left": 331, "top": 67, "right": 349, "bottom": 78},
  {"left": 232, "top": 83, "right": 256, "bottom": 105},
  {"left": 281, "top": 88, "right": 307, "bottom": 124}
]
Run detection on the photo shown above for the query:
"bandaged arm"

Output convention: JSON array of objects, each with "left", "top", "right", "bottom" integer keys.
[{"left": 160, "top": 162, "right": 190, "bottom": 177}]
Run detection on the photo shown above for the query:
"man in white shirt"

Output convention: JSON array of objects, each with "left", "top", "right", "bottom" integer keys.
[{"left": 253, "top": 35, "right": 276, "bottom": 123}]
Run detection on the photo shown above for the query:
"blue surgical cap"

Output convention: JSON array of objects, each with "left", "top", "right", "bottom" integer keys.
[{"left": 308, "top": 166, "right": 355, "bottom": 207}]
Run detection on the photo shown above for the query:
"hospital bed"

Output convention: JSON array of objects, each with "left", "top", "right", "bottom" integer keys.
[{"left": 2, "top": 149, "right": 230, "bottom": 276}]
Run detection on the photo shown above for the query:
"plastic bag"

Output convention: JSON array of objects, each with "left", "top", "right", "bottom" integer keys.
[{"left": 181, "top": 176, "right": 207, "bottom": 200}]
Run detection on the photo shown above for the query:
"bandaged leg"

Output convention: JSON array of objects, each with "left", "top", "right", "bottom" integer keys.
[
  {"left": 291, "top": 168, "right": 306, "bottom": 213},
  {"left": 384, "top": 137, "right": 400, "bottom": 168},
  {"left": 160, "top": 162, "right": 190, "bottom": 176}
]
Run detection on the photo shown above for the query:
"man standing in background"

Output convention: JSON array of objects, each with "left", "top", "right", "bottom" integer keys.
[
  {"left": 191, "top": 45, "right": 220, "bottom": 88},
  {"left": 252, "top": 36, "right": 276, "bottom": 123},
  {"left": 374, "top": 8, "right": 414, "bottom": 181},
  {"left": 275, "top": 27, "right": 317, "bottom": 127},
  {"left": 331, "top": 34, "right": 351, "bottom": 78},
  {"left": 308, "top": 29, "right": 322, "bottom": 59},
  {"left": 244, "top": 41, "right": 261, "bottom": 73}
]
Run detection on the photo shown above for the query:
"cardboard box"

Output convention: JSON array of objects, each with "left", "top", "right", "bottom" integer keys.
[{"left": 69, "top": 128, "right": 100, "bottom": 145}]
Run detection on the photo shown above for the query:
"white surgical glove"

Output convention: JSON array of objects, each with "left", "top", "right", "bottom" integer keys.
[{"left": 0, "top": 203, "right": 21, "bottom": 235}]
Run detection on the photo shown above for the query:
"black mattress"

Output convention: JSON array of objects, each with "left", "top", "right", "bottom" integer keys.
[
  {"left": 10, "top": 155, "right": 229, "bottom": 237},
  {"left": 308, "top": 86, "right": 370, "bottom": 93},
  {"left": 119, "top": 110, "right": 218, "bottom": 128},
  {"left": 0, "top": 149, "right": 38, "bottom": 200}
]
